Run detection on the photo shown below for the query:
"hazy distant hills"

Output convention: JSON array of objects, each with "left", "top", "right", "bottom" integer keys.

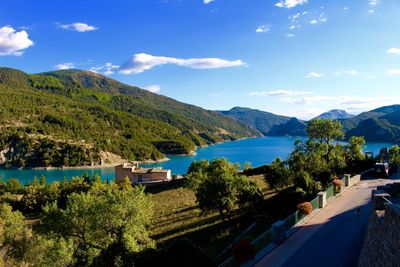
[
  {"left": 0, "top": 67, "right": 259, "bottom": 167},
  {"left": 314, "top": 109, "right": 355, "bottom": 120},
  {"left": 217, "top": 107, "right": 307, "bottom": 136}
]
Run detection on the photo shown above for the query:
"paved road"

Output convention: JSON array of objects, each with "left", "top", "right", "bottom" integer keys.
[{"left": 255, "top": 178, "right": 394, "bottom": 267}]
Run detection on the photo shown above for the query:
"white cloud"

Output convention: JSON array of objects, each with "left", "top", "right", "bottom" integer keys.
[
  {"left": 0, "top": 26, "right": 34, "bottom": 56},
  {"left": 336, "top": 70, "right": 359, "bottom": 76},
  {"left": 288, "top": 10, "right": 327, "bottom": 30},
  {"left": 386, "top": 69, "right": 400, "bottom": 75},
  {"left": 203, "top": 0, "right": 214, "bottom": 4},
  {"left": 249, "top": 90, "right": 312, "bottom": 97},
  {"left": 256, "top": 25, "right": 271, "bottom": 33},
  {"left": 286, "top": 33, "right": 295, "bottom": 38},
  {"left": 58, "top": 22, "right": 98, "bottom": 32},
  {"left": 54, "top": 62, "right": 76, "bottom": 70},
  {"left": 343, "top": 7, "right": 349, "bottom": 10},
  {"left": 119, "top": 53, "right": 245, "bottom": 74},
  {"left": 90, "top": 62, "right": 120, "bottom": 75},
  {"left": 145, "top": 85, "right": 161, "bottom": 93},
  {"left": 305, "top": 72, "right": 324, "bottom": 78},
  {"left": 387, "top": 48, "right": 400, "bottom": 55},
  {"left": 275, "top": 0, "right": 308, "bottom": 9},
  {"left": 368, "top": 0, "right": 379, "bottom": 13}
]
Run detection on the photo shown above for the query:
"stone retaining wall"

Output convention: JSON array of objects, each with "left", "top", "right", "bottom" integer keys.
[{"left": 358, "top": 203, "right": 400, "bottom": 267}]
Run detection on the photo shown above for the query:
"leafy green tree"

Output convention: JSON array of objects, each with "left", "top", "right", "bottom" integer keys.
[
  {"left": 307, "top": 118, "right": 344, "bottom": 144},
  {"left": 265, "top": 158, "right": 291, "bottom": 191},
  {"left": 41, "top": 185, "right": 154, "bottom": 265},
  {"left": 346, "top": 136, "right": 366, "bottom": 161},
  {"left": 186, "top": 158, "right": 262, "bottom": 221}
]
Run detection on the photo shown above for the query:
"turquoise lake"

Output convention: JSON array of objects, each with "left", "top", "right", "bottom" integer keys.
[{"left": 0, "top": 136, "right": 393, "bottom": 184}]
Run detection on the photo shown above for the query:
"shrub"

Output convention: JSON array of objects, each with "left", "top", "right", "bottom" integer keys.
[
  {"left": 297, "top": 202, "right": 313, "bottom": 215},
  {"left": 231, "top": 240, "right": 256, "bottom": 264}
]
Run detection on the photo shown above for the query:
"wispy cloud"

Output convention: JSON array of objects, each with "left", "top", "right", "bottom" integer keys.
[
  {"left": 249, "top": 90, "right": 312, "bottom": 97},
  {"left": 386, "top": 69, "right": 400, "bottom": 75},
  {"left": 275, "top": 0, "right": 308, "bottom": 9},
  {"left": 256, "top": 25, "right": 271, "bottom": 33},
  {"left": 368, "top": 0, "right": 379, "bottom": 13},
  {"left": 335, "top": 70, "right": 359, "bottom": 76},
  {"left": 119, "top": 53, "right": 245, "bottom": 74},
  {"left": 144, "top": 85, "right": 161, "bottom": 93},
  {"left": 203, "top": 0, "right": 215, "bottom": 4},
  {"left": 286, "top": 33, "right": 295, "bottom": 38},
  {"left": 54, "top": 62, "right": 76, "bottom": 70},
  {"left": 387, "top": 48, "right": 400, "bottom": 55},
  {"left": 90, "top": 63, "right": 120, "bottom": 75},
  {"left": 305, "top": 72, "right": 324, "bottom": 78},
  {"left": 288, "top": 10, "right": 327, "bottom": 30},
  {"left": 58, "top": 22, "right": 98, "bottom": 32},
  {"left": 0, "top": 26, "right": 34, "bottom": 56}
]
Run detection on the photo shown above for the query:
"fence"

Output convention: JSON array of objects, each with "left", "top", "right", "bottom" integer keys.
[
  {"left": 325, "top": 185, "right": 335, "bottom": 200},
  {"left": 218, "top": 174, "right": 358, "bottom": 267}
]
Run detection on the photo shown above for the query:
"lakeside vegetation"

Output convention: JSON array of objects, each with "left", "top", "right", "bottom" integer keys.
[
  {"left": 0, "top": 67, "right": 259, "bottom": 168},
  {"left": 2, "top": 118, "right": 398, "bottom": 266}
]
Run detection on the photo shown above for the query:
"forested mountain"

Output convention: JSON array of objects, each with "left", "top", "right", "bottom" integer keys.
[
  {"left": 0, "top": 67, "right": 259, "bottom": 168},
  {"left": 343, "top": 105, "right": 400, "bottom": 142},
  {"left": 218, "top": 105, "right": 400, "bottom": 142},
  {"left": 217, "top": 107, "right": 291, "bottom": 135},
  {"left": 314, "top": 109, "right": 354, "bottom": 120},
  {"left": 268, "top": 117, "right": 307, "bottom": 137}
]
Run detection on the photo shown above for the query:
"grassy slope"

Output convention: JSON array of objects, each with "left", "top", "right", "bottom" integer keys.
[{"left": 149, "top": 175, "right": 274, "bottom": 259}]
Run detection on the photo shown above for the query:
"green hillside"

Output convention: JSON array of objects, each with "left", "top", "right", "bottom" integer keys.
[
  {"left": 217, "top": 107, "right": 290, "bottom": 135},
  {"left": 343, "top": 105, "right": 400, "bottom": 142},
  {"left": 0, "top": 67, "right": 259, "bottom": 168},
  {"left": 268, "top": 117, "right": 307, "bottom": 136}
]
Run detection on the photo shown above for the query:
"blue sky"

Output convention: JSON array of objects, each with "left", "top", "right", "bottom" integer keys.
[{"left": 1, "top": 0, "right": 400, "bottom": 119}]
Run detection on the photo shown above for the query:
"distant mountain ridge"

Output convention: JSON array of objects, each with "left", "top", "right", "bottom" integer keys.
[
  {"left": 343, "top": 105, "right": 400, "bottom": 142},
  {"left": 314, "top": 109, "right": 355, "bottom": 120},
  {"left": 219, "top": 106, "right": 400, "bottom": 142},
  {"left": 217, "top": 107, "right": 307, "bottom": 136}
]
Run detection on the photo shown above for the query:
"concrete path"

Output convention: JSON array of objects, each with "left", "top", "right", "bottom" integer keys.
[{"left": 254, "top": 178, "right": 393, "bottom": 267}]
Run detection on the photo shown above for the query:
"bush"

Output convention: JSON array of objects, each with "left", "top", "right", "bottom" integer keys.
[
  {"left": 231, "top": 240, "right": 256, "bottom": 264},
  {"left": 297, "top": 202, "right": 313, "bottom": 215}
]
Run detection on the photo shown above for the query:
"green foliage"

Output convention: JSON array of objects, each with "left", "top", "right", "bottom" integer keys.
[
  {"left": 346, "top": 136, "right": 366, "bottom": 161},
  {"left": 41, "top": 184, "right": 154, "bottom": 265},
  {"left": 307, "top": 118, "right": 344, "bottom": 144},
  {"left": 4, "top": 178, "right": 22, "bottom": 194},
  {"left": 186, "top": 158, "right": 262, "bottom": 221},
  {"left": 243, "top": 162, "right": 252, "bottom": 171},
  {"left": 265, "top": 158, "right": 292, "bottom": 191},
  {"left": 389, "top": 145, "right": 400, "bottom": 165}
]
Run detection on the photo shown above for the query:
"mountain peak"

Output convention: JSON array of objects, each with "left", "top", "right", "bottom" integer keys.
[{"left": 314, "top": 109, "right": 355, "bottom": 120}]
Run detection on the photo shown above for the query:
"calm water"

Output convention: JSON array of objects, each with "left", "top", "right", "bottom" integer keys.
[{"left": 0, "top": 137, "right": 393, "bottom": 184}]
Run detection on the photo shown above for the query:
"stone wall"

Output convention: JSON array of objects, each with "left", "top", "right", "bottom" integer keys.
[{"left": 358, "top": 204, "right": 400, "bottom": 267}]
